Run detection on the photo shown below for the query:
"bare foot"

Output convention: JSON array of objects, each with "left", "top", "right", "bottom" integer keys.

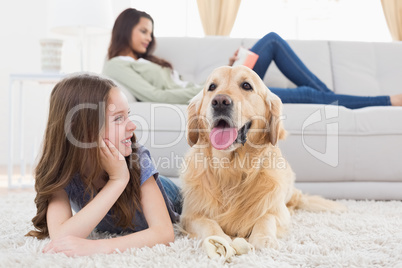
[{"left": 390, "top": 94, "right": 402, "bottom": 106}]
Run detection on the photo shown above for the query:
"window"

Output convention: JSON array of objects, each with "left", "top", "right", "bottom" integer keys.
[{"left": 130, "top": 0, "right": 391, "bottom": 41}]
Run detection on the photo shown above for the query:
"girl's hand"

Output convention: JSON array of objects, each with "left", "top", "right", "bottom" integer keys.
[
  {"left": 229, "top": 48, "right": 239, "bottom": 66},
  {"left": 99, "top": 138, "right": 129, "bottom": 183},
  {"left": 42, "top": 236, "right": 109, "bottom": 256}
]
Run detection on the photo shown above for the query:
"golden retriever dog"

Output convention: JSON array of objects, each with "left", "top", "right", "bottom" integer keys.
[{"left": 179, "top": 65, "right": 345, "bottom": 251}]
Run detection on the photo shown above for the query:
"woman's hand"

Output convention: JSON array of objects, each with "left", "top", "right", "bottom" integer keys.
[
  {"left": 99, "top": 138, "right": 129, "bottom": 183},
  {"left": 42, "top": 236, "right": 109, "bottom": 256},
  {"left": 228, "top": 48, "right": 239, "bottom": 66}
]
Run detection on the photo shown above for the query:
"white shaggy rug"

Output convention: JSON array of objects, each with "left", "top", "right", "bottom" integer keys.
[{"left": 1, "top": 191, "right": 402, "bottom": 268}]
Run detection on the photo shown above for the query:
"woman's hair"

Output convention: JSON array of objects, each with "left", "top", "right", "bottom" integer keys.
[
  {"left": 107, "top": 8, "right": 173, "bottom": 69},
  {"left": 26, "top": 73, "right": 141, "bottom": 239}
]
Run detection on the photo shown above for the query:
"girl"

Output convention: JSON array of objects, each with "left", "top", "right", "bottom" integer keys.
[
  {"left": 102, "top": 8, "right": 402, "bottom": 109},
  {"left": 27, "top": 74, "right": 181, "bottom": 256}
]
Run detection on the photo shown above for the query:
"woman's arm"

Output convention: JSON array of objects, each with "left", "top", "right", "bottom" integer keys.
[
  {"left": 103, "top": 60, "right": 201, "bottom": 104},
  {"left": 43, "top": 176, "right": 175, "bottom": 256},
  {"left": 228, "top": 48, "right": 239, "bottom": 66}
]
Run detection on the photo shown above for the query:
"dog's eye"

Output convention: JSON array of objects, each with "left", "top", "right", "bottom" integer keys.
[
  {"left": 241, "top": 82, "right": 253, "bottom": 91},
  {"left": 208, "top": 83, "right": 217, "bottom": 91}
]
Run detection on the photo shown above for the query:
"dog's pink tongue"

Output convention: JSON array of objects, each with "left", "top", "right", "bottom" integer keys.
[{"left": 210, "top": 126, "right": 238, "bottom": 150}]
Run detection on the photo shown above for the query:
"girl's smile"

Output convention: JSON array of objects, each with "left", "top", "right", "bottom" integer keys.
[
  {"left": 121, "top": 134, "right": 133, "bottom": 147},
  {"left": 104, "top": 87, "right": 136, "bottom": 156}
]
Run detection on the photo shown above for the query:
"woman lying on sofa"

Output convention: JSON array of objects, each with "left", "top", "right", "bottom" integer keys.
[{"left": 102, "top": 8, "right": 402, "bottom": 109}]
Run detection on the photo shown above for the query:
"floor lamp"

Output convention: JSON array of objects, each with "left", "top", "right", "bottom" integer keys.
[{"left": 48, "top": 0, "right": 113, "bottom": 71}]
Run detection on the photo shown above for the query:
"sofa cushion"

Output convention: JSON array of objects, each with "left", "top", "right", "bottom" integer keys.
[
  {"left": 282, "top": 104, "right": 402, "bottom": 136},
  {"left": 154, "top": 37, "right": 242, "bottom": 85},
  {"left": 192, "top": 37, "right": 243, "bottom": 84},
  {"left": 153, "top": 37, "right": 199, "bottom": 83},
  {"left": 133, "top": 102, "right": 402, "bottom": 135},
  {"left": 132, "top": 102, "right": 187, "bottom": 132},
  {"left": 280, "top": 104, "right": 402, "bottom": 183},
  {"left": 131, "top": 101, "right": 402, "bottom": 183},
  {"left": 155, "top": 37, "right": 335, "bottom": 91},
  {"left": 330, "top": 41, "right": 402, "bottom": 96}
]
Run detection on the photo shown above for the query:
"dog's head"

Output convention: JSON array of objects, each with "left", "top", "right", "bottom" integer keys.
[{"left": 187, "top": 66, "right": 286, "bottom": 152}]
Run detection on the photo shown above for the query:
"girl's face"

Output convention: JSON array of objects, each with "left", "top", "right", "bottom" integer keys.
[
  {"left": 103, "top": 87, "right": 136, "bottom": 157},
  {"left": 130, "top": 17, "right": 153, "bottom": 57}
]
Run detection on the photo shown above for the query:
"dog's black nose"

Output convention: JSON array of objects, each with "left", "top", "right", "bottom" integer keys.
[{"left": 211, "top": 94, "right": 233, "bottom": 110}]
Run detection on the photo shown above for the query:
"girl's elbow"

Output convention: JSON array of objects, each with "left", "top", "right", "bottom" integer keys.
[
  {"left": 156, "top": 224, "right": 175, "bottom": 245},
  {"left": 165, "top": 227, "right": 175, "bottom": 244},
  {"left": 164, "top": 227, "right": 175, "bottom": 245}
]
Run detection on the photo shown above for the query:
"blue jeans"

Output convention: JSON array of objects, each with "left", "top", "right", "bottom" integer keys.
[
  {"left": 250, "top": 32, "right": 391, "bottom": 109},
  {"left": 159, "top": 175, "right": 182, "bottom": 214}
]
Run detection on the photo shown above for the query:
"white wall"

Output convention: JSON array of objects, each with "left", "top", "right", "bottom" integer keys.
[
  {"left": 0, "top": 0, "right": 131, "bottom": 167},
  {"left": 0, "top": 0, "right": 47, "bottom": 167}
]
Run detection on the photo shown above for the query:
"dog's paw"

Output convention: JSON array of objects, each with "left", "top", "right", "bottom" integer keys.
[
  {"left": 203, "top": 236, "right": 236, "bottom": 260},
  {"left": 248, "top": 235, "right": 279, "bottom": 250},
  {"left": 231, "top": 237, "right": 254, "bottom": 255}
]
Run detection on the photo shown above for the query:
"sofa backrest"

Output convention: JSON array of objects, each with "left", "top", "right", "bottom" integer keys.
[
  {"left": 153, "top": 37, "right": 242, "bottom": 85},
  {"left": 154, "top": 37, "right": 334, "bottom": 91},
  {"left": 154, "top": 37, "right": 402, "bottom": 96}
]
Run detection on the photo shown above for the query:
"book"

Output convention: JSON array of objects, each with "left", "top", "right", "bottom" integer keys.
[{"left": 232, "top": 47, "right": 259, "bottom": 69}]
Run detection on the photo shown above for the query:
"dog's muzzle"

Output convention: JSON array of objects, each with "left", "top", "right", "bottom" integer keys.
[
  {"left": 212, "top": 94, "right": 233, "bottom": 118},
  {"left": 209, "top": 118, "right": 252, "bottom": 150},
  {"left": 209, "top": 94, "right": 252, "bottom": 150}
]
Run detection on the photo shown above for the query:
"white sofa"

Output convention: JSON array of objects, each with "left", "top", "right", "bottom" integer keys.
[{"left": 125, "top": 37, "right": 402, "bottom": 200}]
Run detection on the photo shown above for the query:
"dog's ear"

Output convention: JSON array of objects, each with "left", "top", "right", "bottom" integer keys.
[
  {"left": 265, "top": 90, "right": 287, "bottom": 146},
  {"left": 186, "top": 91, "right": 203, "bottom": 147}
]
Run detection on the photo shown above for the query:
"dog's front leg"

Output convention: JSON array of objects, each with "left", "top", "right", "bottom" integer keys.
[
  {"left": 184, "top": 216, "right": 231, "bottom": 242},
  {"left": 248, "top": 213, "right": 279, "bottom": 249}
]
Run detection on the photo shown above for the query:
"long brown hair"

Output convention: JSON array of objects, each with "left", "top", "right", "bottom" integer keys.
[
  {"left": 27, "top": 73, "right": 141, "bottom": 239},
  {"left": 107, "top": 8, "right": 173, "bottom": 69}
]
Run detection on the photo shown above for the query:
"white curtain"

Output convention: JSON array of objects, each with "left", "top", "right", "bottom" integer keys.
[
  {"left": 381, "top": 0, "right": 402, "bottom": 41},
  {"left": 197, "top": 0, "right": 242, "bottom": 36}
]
